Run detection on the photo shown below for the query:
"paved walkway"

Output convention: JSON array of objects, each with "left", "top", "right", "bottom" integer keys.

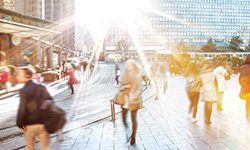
[{"left": 19, "top": 74, "right": 250, "bottom": 150}]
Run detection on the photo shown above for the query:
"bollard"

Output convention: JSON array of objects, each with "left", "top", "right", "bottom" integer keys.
[
  {"left": 57, "top": 129, "right": 63, "bottom": 142},
  {"left": 110, "top": 99, "right": 116, "bottom": 121}
]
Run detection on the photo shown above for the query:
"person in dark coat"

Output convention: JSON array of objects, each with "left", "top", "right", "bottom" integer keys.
[
  {"left": 239, "top": 55, "right": 250, "bottom": 121},
  {"left": 16, "top": 67, "right": 53, "bottom": 150},
  {"left": 115, "top": 63, "right": 120, "bottom": 86}
]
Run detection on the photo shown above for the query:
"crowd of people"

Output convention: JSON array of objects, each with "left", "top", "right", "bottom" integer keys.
[
  {"left": 3, "top": 53, "right": 248, "bottom": 149},
  {"left": 114, "top": 55, "right": 250, "bottom": 146}
]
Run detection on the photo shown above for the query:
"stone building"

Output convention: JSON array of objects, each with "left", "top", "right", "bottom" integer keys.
[{"left": 0, "top": 0, "right": 75, "bottom": 68}]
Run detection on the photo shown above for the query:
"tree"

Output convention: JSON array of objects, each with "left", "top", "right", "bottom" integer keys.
[
  {"left": 176, "top": 42, "right": 187, "bottom": 53},
  {"left": 229, "top": 36, "right": 243, "bottom": 51},
  {"left": 246, "top": 42, "right": 250, "bottom": 52},
  {"left": 201, "top": 37, "right": 217, "bottom": 52}
]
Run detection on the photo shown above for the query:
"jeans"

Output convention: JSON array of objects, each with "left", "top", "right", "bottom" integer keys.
[
  {"left": 122, "top": 107, "right": 138, "bottom": 139},
  {"left": 115, "top": 76, "right": 119, "bottom": 85},
  {"left": 24, "top": 124, "right": 49, "bottom": 150}
]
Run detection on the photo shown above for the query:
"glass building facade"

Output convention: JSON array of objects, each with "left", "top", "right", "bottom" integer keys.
[{"left": 106, "top": 0, "right": 250, "bottom": 53}]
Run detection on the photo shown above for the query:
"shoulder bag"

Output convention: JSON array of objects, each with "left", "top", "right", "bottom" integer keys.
[{"left": 114, "top": 91, "right": 125, "bottom": 105}]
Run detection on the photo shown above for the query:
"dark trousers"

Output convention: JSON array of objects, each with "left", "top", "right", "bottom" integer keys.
[
  {"left": 246, "top": 100, "right": 250, "bottom": 118},
  {"left": 204, "top": 101, "right": 213, "bottom": 123},
  {"left": 188, "top": 92, "right": 200, "bottom": 118},
  {"left": 122, "top": 108, "right": 138, "bottom": 138},
  {"left": 115, "top": 76, "right": 119, "bottom": 85}
]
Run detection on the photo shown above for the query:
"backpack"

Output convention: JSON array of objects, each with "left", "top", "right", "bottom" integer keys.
[{"left": 186, "top": 76, "right": 202, "bottom": 95}]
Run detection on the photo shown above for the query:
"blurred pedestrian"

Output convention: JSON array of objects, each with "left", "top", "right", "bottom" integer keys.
[
  {"left": 23, "top": 55, "right": 31, "bottom": 66},
  {"left": 0, "top": 66, "right": 10, "bottom": 92},
  {"left": 158, "top": 63, "right": 168, "bottom": 93},
  {"left": 34, "top": 65, "right": 42, "bottom": 83},
  {"left": 239, "top": 55, "right": 250, "bottom": 121},
  {"left": 213, "top": 60, "right": 229, "bottom": 111},
  {"left": 185, "top": 62, "right": 202, "bottom": 123},
  {"left": 16, "top": 67, "right": 53, "bottom": 150},
  {"left": 201, "top": 64, "right": 217, "bottom": 125},
  {"left": 61, "top": 60, "right": 66, "bottom": 80},
  {"left": 67, "top": 67, "right": 78, "bottom": 95},
  {"left": 141, "top": 65, "right": 149, "bottom": 86},
  {"left": 120, "top": 59, "right": 143, "bottom": 145},
  {"left": 115, "top": 63, "right": 120, "bottom": 86}
]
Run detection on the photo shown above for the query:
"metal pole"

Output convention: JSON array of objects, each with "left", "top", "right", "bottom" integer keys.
[
  {"left": 57, "top": 129, "right": 63, "bottom": 142},
  {"left": 110, "top": 99, "right": 116, "bottom": 121}
]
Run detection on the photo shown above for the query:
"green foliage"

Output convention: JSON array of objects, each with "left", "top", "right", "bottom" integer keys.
[
  {"left": 201, "top": 37, "right": 217, "bottom": 52},
  {"left": 177, "top": 42, "right": 187, "bottom": 53},
  {"left": 229, "top": 36, "right": 243, "bottom": 51},
  {"left": 246, "top": 43, "right": 250, "bottom": 52},
  {"left": 231, "top": 56, "right": 240, "bottom": 66}
]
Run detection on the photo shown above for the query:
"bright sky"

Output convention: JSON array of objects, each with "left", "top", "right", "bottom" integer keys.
[{"left": 74, "top": 0, "right": 148, "bottom": 40}]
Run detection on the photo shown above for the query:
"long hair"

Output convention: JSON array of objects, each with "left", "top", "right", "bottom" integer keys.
[
  {"left": 184, "top": 62, "right": 200, "bottom": 77},
  {"left": 125, "top": 59, "right": 140, "bottom": 74}
]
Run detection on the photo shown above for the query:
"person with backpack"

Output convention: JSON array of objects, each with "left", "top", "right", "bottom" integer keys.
[
  {"left": 184, "top": 62, "right": 202, "bottom": 123},
  {"left": 16, "top": 67, "right": 53, "bottom": 150}
]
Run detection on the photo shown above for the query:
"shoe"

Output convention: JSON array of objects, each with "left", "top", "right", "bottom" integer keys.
[
  {"left": 205, "top": 121, "right": 212, "bottom": 125},
  {"left": 217, "top": 107, "right": 223, "bottom": 111},
  {"left": 70, "top": 93, "right": 74, "bottom": 95},
  {"left": 192, "top": 118, "right": 198, "bottom": 123},
  {"left": 130, "top": 137, "right": 135, "bottom": 145}
]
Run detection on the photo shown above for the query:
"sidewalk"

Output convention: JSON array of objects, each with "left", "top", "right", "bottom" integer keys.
[{"left": 24, "top": 74, "right": 250, "bottom": 150}]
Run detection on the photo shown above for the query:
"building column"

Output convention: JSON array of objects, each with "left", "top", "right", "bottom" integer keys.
[
  {"left": 9, "top": 37, "right": 22, "bottom": 66},
  {"left": 0, "top": 34, "right": 9, "bottom": 66},
  {"left": 47, "top": 45, "right": 53, "bottom": 68},
  {"left": 58, "top": 47, "right": 62, "bottom": 67},
  {"left": 32, "top": 40, "right": 39, "bottom": 66}
]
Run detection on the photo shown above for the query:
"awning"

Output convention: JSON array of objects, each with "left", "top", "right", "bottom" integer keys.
[{"left": 0, "top": 19, "right": 59, "bottom": 37}]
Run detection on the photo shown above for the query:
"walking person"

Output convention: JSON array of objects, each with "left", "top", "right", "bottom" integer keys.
[
  {"left": 184, "top": 62, "right": 202, "bottom": 123},
  {"left": 158, "top": 63, "right": 168, "bottom": 93},
  {"left": 115, "top": 63, "right": 120, "bottom": 86},
  {"left": 213, "top": 60, "right": 229, "bottom": 111},
  {"left": 0, "top": 66, "right": 10, "bottom": 92},
  {"left": 239, "top": 55, "right": 250, "bottom": 121},
  {"left": 67, "top": 67, "right": 78, "bottom": 95},
  {"left": 120, "top": 59, "right": 143, "bottom": 145},
  {"left": 16, "top": 67, "right": 53, "bottom": 150},
  {"left": 200, "top": 64, "right": 217, "bottom": 125},
  {"left": 61, "top": 60, "right": 66, "bottom": 80}
]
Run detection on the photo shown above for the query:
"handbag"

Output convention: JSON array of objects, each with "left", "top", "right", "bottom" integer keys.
[
  {"left": 114, "top": 91, "right": 125, "bottom": 105},
  {"left": 116, "top": 70, "right": 121, "bottom": 76},
  {"left": 40, "top": 100, "right": 66, "bottom": 133}
]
